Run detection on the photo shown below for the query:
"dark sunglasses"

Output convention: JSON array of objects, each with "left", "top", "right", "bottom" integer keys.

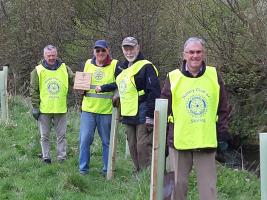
[{"left": 95, "top": 48, "right": 106, "bottom": 53}]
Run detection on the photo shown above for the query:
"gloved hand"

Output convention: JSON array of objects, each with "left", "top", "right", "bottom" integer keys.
[
  {"left": 112, "top": 89, "right": 120, "bottom": 107},
  {"left": 112, "top": 96, "right": 120, "bottom": 108},
  {"left": 32, "top": 108, "right": 40, "bottom": 120},
  {"left": 218, "top": 131, "right": 232, "bottom": 152},
  {"left": 218, "top": 141, "right": 228, "bottom": 151},
  {"left": 145, "top": 117, "right": 154, "bottom": 133}
]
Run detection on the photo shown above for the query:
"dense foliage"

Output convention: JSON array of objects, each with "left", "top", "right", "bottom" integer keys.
[{"left": 0, "top": 0, "right": 266, "bottom": 142}]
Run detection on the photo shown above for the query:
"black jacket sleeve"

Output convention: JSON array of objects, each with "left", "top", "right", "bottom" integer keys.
[
  {"left": 216, "top": 72, "right": 230, "bottom": 141},
  {"left": 97, "top": 62, "right": 120, "bottom": 92},
  {"left": 135, "top": 64, "right": 161, "bottom": 118}
]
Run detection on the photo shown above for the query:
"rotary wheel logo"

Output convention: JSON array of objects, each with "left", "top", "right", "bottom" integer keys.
[
  {"left": 94, "top": 69, "right": 104, "bottom": 81},
  {"left": 119, "top": 80, "right": 127, "bottom": 95},
  {"left": 187, "top": 96, "right": 207, "bottom": 116},
  {"left": 47, "top": 81, "right": 60, "bottom": 94}
]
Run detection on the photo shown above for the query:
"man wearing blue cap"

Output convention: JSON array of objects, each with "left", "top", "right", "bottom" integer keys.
[{"left": 79, "top": 40, "right": 118, "bottom": 176}]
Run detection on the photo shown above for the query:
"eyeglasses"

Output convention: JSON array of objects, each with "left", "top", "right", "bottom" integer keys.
[
  {"left": 95, "top": 48, "right": 106, "bottom": 53},
  {"left": 185, "top": 50, "right": 203, "bottom": 55}
]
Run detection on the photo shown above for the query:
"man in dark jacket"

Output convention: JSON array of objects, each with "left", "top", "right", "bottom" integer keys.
[
  {"left": 161, "top": 37, "right": 230, "bottom": 200},
  {"left": 115, "top": 36, "right": 161, "bottom": 172}
]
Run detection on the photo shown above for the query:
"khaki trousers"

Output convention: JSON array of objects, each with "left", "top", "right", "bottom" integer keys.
[
  {"left": 169, "top": 147, "right": 217, "bottom": 200},
  {"left": 38, "top": 113, "right": 67, "bottom": 160},
  {"left": 125, "top": 124, "right": 152, "bottom": 171}
]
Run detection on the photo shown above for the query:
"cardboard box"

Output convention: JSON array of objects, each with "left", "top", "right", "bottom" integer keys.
[{"left": 73, "top": 72, "right": 91, "bottom": 90}]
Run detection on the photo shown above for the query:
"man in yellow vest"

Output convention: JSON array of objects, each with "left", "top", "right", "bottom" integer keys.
[
  {"left": 161, "top": 37, "right": 230, "bottom": 200},
  {"left": 115, "top": 37, "right": 161, "bottom": 172},
  {"left": 30, "top": 45, "right": 74, "bottom": 164},
  {"left": 79, "top": 40, "right": 118, "bottom": 176}
]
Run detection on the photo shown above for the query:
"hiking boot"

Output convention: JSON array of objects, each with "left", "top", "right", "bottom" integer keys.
[{"left": 42, "top": 158, "right": 51, "bottom": 164}]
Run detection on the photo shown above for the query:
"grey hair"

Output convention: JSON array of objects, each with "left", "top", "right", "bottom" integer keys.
[
  {"left": 183, "top": 37, "right": 206, "bottom": 51},
  {"left": 43, "top": 44, "right": 57, "bottom": 54}
]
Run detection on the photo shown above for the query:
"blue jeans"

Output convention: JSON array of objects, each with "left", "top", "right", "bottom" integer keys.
[{"left": 79, "top": 111, "right": 112, "bottom": 173}]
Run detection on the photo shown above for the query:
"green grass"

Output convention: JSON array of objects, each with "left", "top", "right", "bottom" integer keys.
[{"left": 0, "top": 96, "right": 261, "bottom": 200}]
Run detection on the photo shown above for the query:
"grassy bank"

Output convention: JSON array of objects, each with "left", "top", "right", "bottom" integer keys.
[{"left": 0, "top": 96, "right": 260, "bottom": 200}]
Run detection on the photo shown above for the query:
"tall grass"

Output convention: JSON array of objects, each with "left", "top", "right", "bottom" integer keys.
[{"left": 0, "top": 96, "right": 260, "bottom": 200}]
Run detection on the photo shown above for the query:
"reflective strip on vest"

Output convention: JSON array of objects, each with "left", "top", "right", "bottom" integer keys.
[
  {"left": 81, "top": 59, "right": 117, "bottom": 114},
  {"left": 90, "top": 85, "right": 97, "bottom": 89},
  {"left": 36, "top": 63, "right": 68, "bottom": 113},
  {"left": 85, "top": 93, "right": 113, "bottom": 99},
  {"left": 116, "top": 60, "right": 158, "bottom": 116},
  {"left": 169, "top": 66, "right": 220, "bottom": 150}
]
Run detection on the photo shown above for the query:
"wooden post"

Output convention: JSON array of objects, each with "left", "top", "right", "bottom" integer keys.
[
  {"left": 0, "top": 66, "right": 8, "bottom": 122},
  {"left": 106, "top": 107, "right": 120, "bottom": 180},
  {"left": 150, "top": 99, "right": 168, "bottom": 200},
  {"left": 260, "top": 132, "right": 267, "bottom": 200}
]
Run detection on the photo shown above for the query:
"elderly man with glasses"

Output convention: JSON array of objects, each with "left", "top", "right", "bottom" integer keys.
[
  {"left": 161, "top": 37, "right": 230, "bottom": 200},
  {"left": 79, "top": 40, "right": 118, "bottom": 176}
]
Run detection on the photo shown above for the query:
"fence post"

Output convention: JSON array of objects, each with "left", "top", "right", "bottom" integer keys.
[
  {"left": 0, "top": 66, "right": 8, "bottom": 122},
  {"left": 260, "top": 132, "right": 267, "bottom": 200},
  {"left": 150, "top": 99, "right": 168, "bottom": 200}
]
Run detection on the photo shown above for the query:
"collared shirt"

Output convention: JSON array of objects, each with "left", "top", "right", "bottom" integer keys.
[
  {"left": 181, "top": 60, "right": 205, "bottom": 78},
  {"left": 185, "top": 63, "right": 203, "bottom": 76},
  {"left": 43, "top": 60, "right": 61, "bottom": 70}
]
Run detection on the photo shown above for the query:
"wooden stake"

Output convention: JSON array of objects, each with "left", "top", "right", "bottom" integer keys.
[
  {"left": 106, "top": 107, "right": 120, "bottom": 180},
  {"left": 150, "top": 99, "right": 168, "bottom": 200},
  {"left": 260, "top": 133, "right": 267, "bottom": 200},
  {"left": 0, "top": 66, "right": 8, "bottom": 122},
  {"left": 125, "top": 139, "right": 130, "bottom": 159},
  {"left": 151, "top": 111, "right": 159, "bottom": 199}
]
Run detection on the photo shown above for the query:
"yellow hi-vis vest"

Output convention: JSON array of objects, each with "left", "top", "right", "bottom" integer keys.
[
  {"left": 169, "top": 66, "right": 220, "bottom": 150},
  {"left": 81, "top": 59, "right": 117, "bottom": 114},
  {"left": 116, "top": 60, "right": 158, "bottom": 116},
  {"left": 36, "top": 63, "right": 68, "bottom": 113}
]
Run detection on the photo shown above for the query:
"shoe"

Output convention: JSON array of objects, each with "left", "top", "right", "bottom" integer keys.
[
  {"left": 132, "top": 169, "right": 140, "bottom": 175},
  {"left": 42, "top": 158, "right": 51, "bottom": 164},
  {"left": 79, "top": 171, "right": 88, "bottom": 176},
  {"left": 101, "top": 171, "right": 107, "bottom": 177},
  {"left": 57, "top": 159, "right": 66, "bottom": 163},
  {"left": 99, "top": 169, "right": 107, "bottom": 177}
]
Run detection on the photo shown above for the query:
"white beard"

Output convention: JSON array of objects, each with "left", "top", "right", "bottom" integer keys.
[{"left": 125, "top": 55, "right": 137, "bottom": 63}]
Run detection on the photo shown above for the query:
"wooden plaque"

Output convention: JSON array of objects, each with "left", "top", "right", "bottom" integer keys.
[{"left": 73, "top": 72, "right": 91, "bottom": 90}]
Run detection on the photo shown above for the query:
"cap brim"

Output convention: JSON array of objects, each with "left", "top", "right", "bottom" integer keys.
[
  {"left": 122, "top": 43, "right": 136, "bottom": 47},
  {"left": 94, "top": 45, "right": 107, "bottom": 49}
]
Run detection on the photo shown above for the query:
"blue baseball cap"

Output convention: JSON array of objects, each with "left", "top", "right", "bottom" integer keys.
[{"left": 94, "top": 40, "right": 108, "bottom": 49}]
